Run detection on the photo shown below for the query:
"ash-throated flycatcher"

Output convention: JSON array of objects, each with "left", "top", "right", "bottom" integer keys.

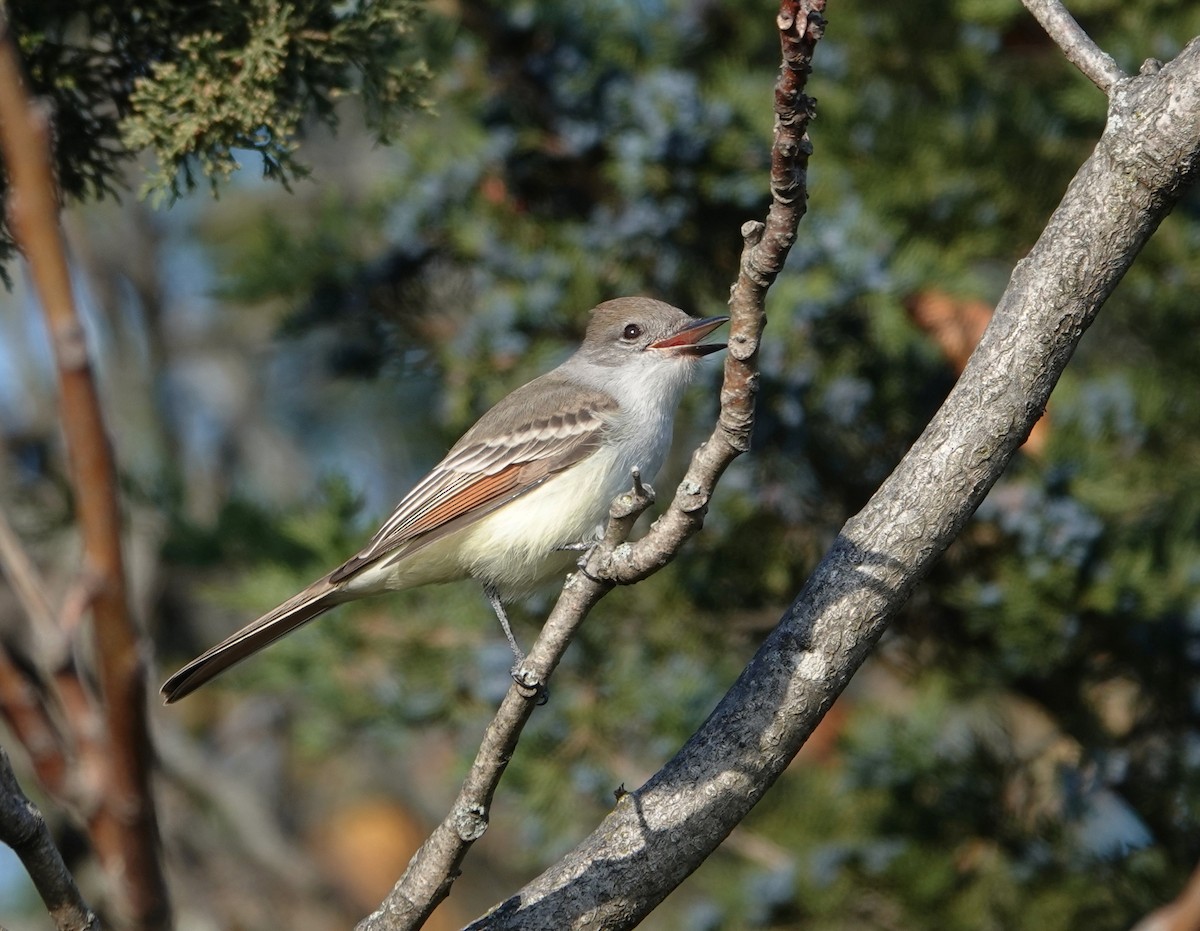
[{"left": 161, "top": 297, "right": 728, "bottom": 702}]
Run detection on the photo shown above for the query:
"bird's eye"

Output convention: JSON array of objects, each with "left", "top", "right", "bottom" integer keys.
[{"left": 622, "top": 323, "right": 642, "bottom": 341}]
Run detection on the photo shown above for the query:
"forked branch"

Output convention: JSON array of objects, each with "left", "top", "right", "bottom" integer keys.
[
  {"left": 1021, "top": 0, "right": 1125, "bottom": 92},
  {"left": 357, "top": 3, "right": 824, "bottom": 929}
]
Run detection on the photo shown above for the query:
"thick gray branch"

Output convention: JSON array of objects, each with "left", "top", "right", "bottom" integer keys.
[
  {"left": 465, "top": 36, "right": 1200, "bottom": 931},
  {"left": 358, "top": 4, "right": 823, "bottom": 929},
  {"left": 356, "top": 480, "right": 653, "bottom": 931}
]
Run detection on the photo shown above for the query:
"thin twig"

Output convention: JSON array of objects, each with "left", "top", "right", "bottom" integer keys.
[
  {"left": 0, "top": 746, "right": 100, "bottom": 931},
  {"left": 459, "top": 34, "right": 1200, "bottom": 931},
  {"left": 0, "top": 517, "right": 109, "bottom": 823},
  {"left": 358, "top": 3, "right": 821, "bottom": 929},
  {"left": 0, "top": 509, "right": 78, "bottom": 796},
  {"left": 593, "top": 0, "right": 817, "bottom": 587},
  {"left": 0, "top": 505, "right": 112, "bottom": 821},
  {"left": 0, "top": 507, "right": 59, "bottom": 635},
  {"left": 0, "top": 646, "right": 71, "bottom": 797},
  {"left": 0, "top": 14, "right": 170, "bottom": 930},
  {"left": 358, "top": 476, "right": 656, "bottom": 930},
  {"left": 1021, "top": 0, "right": 1125, "bottom": 93}
]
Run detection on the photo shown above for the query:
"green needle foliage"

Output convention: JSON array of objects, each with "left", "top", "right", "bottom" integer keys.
[
  {"left": 2, "top": 0, "right": 429, "bottom": 269},
  {"left": 5, "top": 0, "right": 1200, "bottom": 926},
  {"left": 188, "top": 2, "right": 1199, "bottom": 926}
]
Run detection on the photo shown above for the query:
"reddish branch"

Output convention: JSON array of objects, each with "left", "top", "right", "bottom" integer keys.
[
  {"left": 358, "top": 3, "right": 822, "bottom": 929},
  {"left": 0, "top": 17, "right": 170, "bottom": 931},
  {"left": 0, "top": 646, "right": 70, "bottom": 795},
  {"left": 0, "top": 508, "right": 72, "bottom": 795}
]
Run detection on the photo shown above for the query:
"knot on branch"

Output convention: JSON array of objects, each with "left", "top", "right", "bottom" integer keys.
[
  {"left": 54, "top": 321, "right": 91, "bottom": 371},
  {"left": 608, "top": 476, "right": 655, "bottom": 524},
  {"left": 774, "top": 138, "right": 800, "bottom": 160},
  {"left": 779, "top": 2, "right": 826, "bottom": 63},
  {"left": 577, "top": 469, "right": 658, "bottom": 586},
  {"left": 677, "top": 480, "right": 711, "bottom": 514},
  {"left": 1105, "top": 51, "right": 1200, "bottom": 190},
  {"left": 740, "top": 220, "right": 765, "bottom": 246},
  {"left": 740, "top": 253, "right": 775, "bottom": 289},
  {"left": 598, "top": 468, "right": 655, "bottom": 546},
  {"left": 728, "top": 329, "right": 761, "bottom": 364},
  {"left": 453, "top": 804, "right": 488, "bottom": 842},
  {"left": 584, "top": 542, "right": 636, "bottom": 586},
  {"left": 803, "top": 9, "right": 827, "bottom": 43}
]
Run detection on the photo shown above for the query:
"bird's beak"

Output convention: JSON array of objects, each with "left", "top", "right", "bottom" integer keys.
[{"left": 648, "top": 315, "right": 730, "bottom": 357}]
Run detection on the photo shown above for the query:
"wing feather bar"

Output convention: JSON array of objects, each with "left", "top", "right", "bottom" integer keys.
[
  {"left": 393, "top": 463, "right": 526, "bottom": 539},
  {"left": 330, "top": 378, "right": 617, "bottom": 584}
]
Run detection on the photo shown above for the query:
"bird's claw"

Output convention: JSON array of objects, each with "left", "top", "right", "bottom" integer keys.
[
  {"left": 511, "top": 664, "right": 549, "bottom": 705},
  {"left": 556, "top": 538, "right": 606, "bottom": 580}
]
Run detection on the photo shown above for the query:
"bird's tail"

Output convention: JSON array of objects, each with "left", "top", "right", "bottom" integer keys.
[{"left": 160, "top": 574, "right": 346, "bottom": 703}]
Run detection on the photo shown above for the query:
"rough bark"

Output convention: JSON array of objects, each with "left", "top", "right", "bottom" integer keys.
[
  {"left": 463, "top": 34, "right": 1200, "bottom": 931},
  {"left": 0, "top": 746, "right": 100, "bottom": 931},
  {"left": 357, "top": 4, "right": 826, "bottom": 928}
]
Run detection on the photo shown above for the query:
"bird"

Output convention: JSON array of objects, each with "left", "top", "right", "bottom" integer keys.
[{"left": 161, "top": 297, "right": 728, "bottom": 702}]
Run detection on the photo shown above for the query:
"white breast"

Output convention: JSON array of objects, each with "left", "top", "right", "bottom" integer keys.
[
  {"left": 342, "top": 349, "right": 700, "bottom": 600},
  {"left": 457, "top": 405, "right": 674, "bottom": 596}
]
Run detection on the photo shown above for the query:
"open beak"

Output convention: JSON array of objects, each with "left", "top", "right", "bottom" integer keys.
[{"left": 648, "top": 315, "right": 730, "bottom": 357}]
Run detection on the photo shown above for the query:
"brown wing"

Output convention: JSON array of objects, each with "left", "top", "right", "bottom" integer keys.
[{"left": 330, "top": 373, "right": 617, "bottom": 583}]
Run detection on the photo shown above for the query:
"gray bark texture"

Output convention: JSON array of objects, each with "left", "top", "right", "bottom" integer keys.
[
  {"left": 464, "top": 36, "right": 1200, "bottom": 931},
  {"left": 0, "top": 747, "right": 100, "bottom": 931},
  {"left": 360, "top": 3, "right": 823, "bottom": 928}
]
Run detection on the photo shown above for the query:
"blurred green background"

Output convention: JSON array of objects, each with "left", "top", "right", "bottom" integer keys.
[{"left": 1, "top": 0, "right": 1199, "bottom": 928}]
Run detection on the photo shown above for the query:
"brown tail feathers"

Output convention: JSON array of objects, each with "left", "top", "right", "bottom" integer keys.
[{"left": 160, "top": 575, "right": 345, "bottom": 703}]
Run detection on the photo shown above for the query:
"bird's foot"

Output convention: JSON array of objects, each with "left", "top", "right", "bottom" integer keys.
[
  {"left": 511, "top": 663, "right": 549, "bottom": 705},
  {"left": 555, "top": 537, "right": 606, "bottom": 582}
]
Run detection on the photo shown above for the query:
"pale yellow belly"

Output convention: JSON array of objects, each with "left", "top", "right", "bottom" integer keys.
[{"left": 339, "top": 446, "right": 629, "bottom": 600}]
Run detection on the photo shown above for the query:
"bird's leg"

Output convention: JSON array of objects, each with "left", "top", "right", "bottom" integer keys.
[
  {"left": 483, "top": 584, "right": 523, "bottom": 663},
  {"left": 483, "top": 584, "right": 547, "bottom": 704}
]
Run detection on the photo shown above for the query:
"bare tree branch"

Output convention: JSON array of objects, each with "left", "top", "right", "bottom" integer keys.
[
  {"left": 462, "top": 33, "right": 1200, "bottom": 931},
  {"left": 0, "top": 507, "right": 59, "bottom": 636},
  {"left": 0, "top": 645, "right": 71, "bottom": 796},
  {"left": 358, "top": 477, "right": 656, "bottom": 931},
  {"left": 0, "top": 508, "right": 77, "bottom": 800},
  {"left": 0, "top": 16, "right": 170, "bottom": 931},
  {"left": 357, "top": 3, "right": 824, "bottom": 929},
  {"left": 0, "top": 745, "right": 100, "bottom": 931},
  {"left": 1021, "top": 0, "right": 1126, "bottom": 92},
  {"left": 595, "top": 0, "right": 818, "bottom": 587}
]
